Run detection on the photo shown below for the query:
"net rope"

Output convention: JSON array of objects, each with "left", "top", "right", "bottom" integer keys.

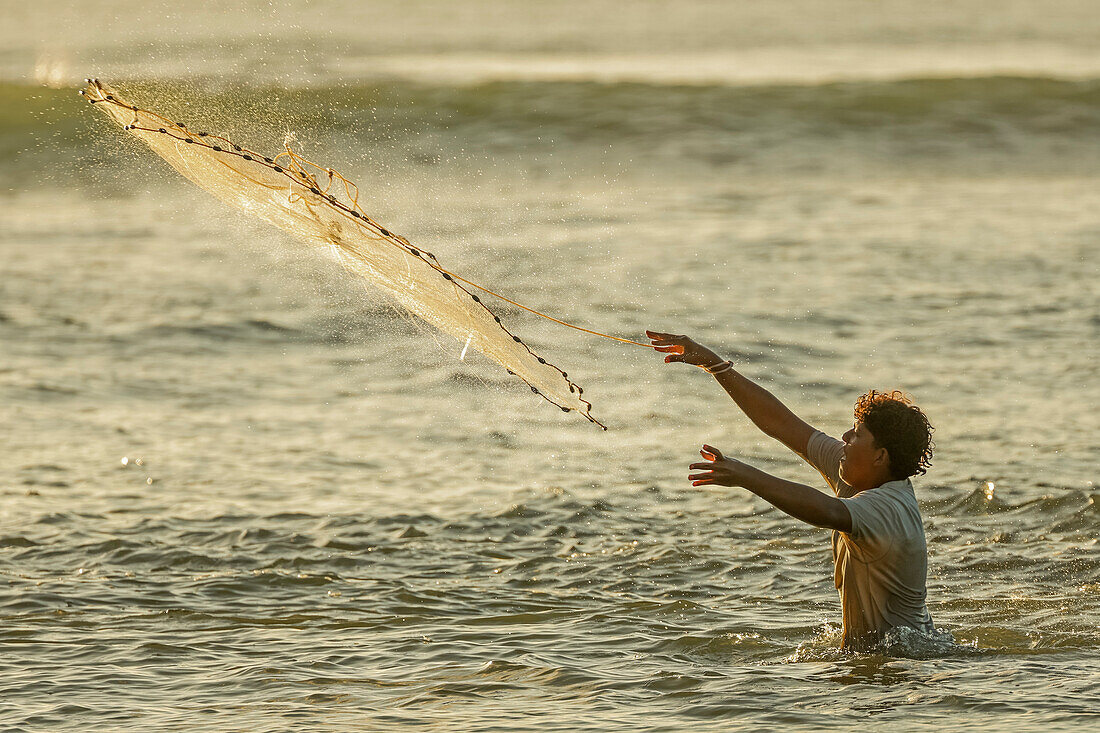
[{"left": 82, "top": 79, "right": 654, "bottom": 429}]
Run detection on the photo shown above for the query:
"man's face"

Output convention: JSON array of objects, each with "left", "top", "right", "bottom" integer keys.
[{"left": 839, "top": 421, "right": 886, "bottom": 489}]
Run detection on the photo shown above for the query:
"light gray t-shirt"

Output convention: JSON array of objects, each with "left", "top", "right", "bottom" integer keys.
[{"left": 802, "top": 430, "right": 935, "bottom": 650}]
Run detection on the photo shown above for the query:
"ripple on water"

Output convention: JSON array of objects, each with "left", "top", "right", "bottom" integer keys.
[{"left": 2, "top": 485, "right": 1099, "bottom": 730}]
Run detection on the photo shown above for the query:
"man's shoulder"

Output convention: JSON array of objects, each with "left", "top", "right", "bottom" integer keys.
[{"left": 843, "top": 480, "right": 922, "bottom": 530}]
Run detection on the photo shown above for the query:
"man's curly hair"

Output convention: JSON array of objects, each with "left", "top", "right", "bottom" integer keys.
[{"left": 854, "top": 390, "right": 935, "bottom": 480}]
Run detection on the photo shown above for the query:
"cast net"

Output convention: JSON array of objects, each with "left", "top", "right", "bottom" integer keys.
[{"left": 82, "top": 79, "right": 648, "bottom": 429}]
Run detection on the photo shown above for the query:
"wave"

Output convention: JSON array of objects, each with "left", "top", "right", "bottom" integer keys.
[{"left": 5, "top": 75, "right": 1100, "bottom": 174}]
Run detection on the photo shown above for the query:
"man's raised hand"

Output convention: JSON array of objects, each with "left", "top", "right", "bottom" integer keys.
[{"left": 646, "top": 330, "right": 722, "bottom": 367}]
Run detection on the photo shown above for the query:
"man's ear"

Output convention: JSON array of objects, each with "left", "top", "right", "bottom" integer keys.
[{"left": 873, "top": 446, "right": 890, "bottom": 469}]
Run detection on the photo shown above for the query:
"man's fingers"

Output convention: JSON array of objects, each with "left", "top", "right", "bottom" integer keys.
[
  {"left": 701, "top": 444, "right": 724, "bottom": 460},
  {"left": 646, "top": 330, "right": 686, "bottom": 348},
  {"left": 664, "top": 354, "right": 684, "bottom": 363},
  {"left": 688, "top": 473, "right": 715, "bottom": 482},
  {"left": 652, "top": 344, "right": 683, "bottom": 354},
  {"left": 689, "top": 462, "right": 715, "bottom": 470}
]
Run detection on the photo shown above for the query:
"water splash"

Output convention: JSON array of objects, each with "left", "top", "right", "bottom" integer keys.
[{"left": 880, "top": 626, "right": 976, "bottom": 660}]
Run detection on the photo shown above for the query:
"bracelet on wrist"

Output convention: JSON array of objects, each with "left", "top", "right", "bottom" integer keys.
[{"left": 702, "top": 360, "right": 733, "bottom": 375}]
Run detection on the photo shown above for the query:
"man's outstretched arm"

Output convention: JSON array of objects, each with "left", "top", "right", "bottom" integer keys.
[
  {"left": 647, "top": 330, "right": 816, "bottom": 455},
  {"left": 689, "top": 445, "right": 852, "bottom": 531}
]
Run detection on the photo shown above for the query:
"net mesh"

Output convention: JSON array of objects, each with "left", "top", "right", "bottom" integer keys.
[{"left": 82, "top": 79, "right": 604, "bottom": 428}]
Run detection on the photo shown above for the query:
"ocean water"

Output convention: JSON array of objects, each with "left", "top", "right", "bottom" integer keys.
[{"left": 2, "top": 1, "right": 1099, "bottom": 730}]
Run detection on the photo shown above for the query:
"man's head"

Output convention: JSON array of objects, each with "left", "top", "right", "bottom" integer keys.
[{"left": 839, "top": 390, "right": 935, "bottom": 489}]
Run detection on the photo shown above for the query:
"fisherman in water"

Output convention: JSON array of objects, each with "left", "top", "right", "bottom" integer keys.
[{"left": 647, "top": 330, "right": 936, "bottom": 651}]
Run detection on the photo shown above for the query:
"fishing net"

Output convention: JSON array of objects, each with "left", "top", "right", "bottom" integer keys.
[{"left": 82, "top": 79, "right": 611, "bottom": 428}]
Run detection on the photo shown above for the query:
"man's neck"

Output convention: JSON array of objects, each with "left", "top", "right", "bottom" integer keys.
[{"left": 850, "top": 471, "right": 898, "bottom": 493}]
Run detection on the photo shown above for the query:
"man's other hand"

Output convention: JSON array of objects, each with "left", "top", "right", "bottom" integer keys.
[{"left": 688, "top": 444, "right": 760, "bottom": 487}]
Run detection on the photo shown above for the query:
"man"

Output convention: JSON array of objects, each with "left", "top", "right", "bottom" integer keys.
[{"left": 647, "top": 330, "right": 936, "bottom": 652}]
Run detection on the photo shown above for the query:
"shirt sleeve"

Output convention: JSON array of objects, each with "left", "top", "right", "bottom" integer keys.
[
  {"left": 837, "top": 487, "right": 902, "bottom": 560},
  {"left": 800, "top": 430, "right": 844, "bottom": 493}
]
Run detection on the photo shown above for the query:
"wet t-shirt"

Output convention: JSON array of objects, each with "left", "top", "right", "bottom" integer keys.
[{"left": 802, "top": 431, "right": 935, "bottom": 650}]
